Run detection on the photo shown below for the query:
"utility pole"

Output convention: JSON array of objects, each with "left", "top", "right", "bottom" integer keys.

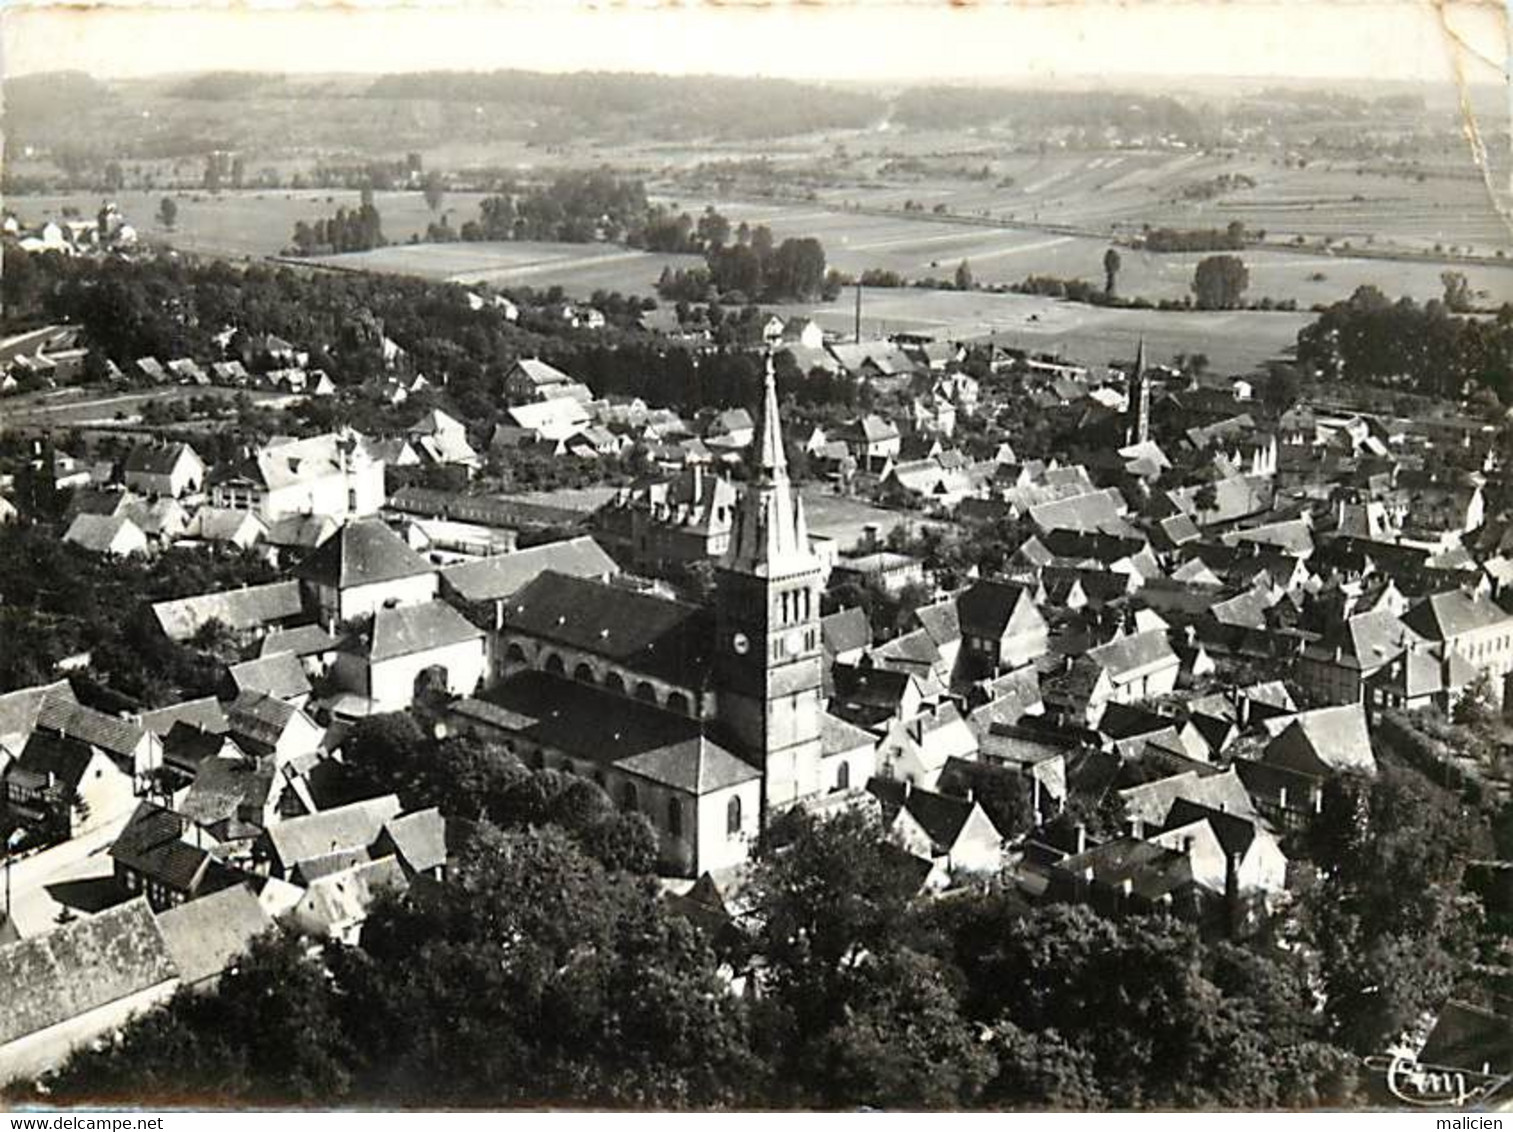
[{"left": 854, "top": 280, "right": 862, "bottom": 344}]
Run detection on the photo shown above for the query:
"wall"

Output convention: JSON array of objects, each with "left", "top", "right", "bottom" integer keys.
[{"left": 367, "top": 638, "right": 487, "bottom": 713}]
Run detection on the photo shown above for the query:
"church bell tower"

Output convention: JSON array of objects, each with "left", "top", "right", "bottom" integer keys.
[{"left": 715, "top": 357, "right": 825, "bottom": 809}]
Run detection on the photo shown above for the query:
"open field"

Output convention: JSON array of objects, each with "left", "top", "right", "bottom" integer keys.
[
  {"left": 800, "top": 489, "right": 935, "bottom": 552},
  {"left": 770, "top": 287, "right": 1310, "bottom": 375},
  {"left": 8, "top": 189, "right": 496, "bottom": 261},
  {"left": 14, "top": 140, "right": 1513, "bottom": 311},
  {"left": 306, "top": 240, "right": 706, "bottom": 293},
  {"left": 694, "top": 197, "right": 1513, "bottom": 309}
]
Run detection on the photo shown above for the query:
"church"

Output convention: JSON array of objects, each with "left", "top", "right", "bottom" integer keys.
[{"left": 446, "top": 361, "right": 876, "bottom": 877}]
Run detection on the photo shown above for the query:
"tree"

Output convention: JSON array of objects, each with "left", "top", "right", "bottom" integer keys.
[
  {"left": 422, "top": 171, "right": 446, "bottom": 213},
  {"left": 954, "top": 259, "right": 974, "bottom": 291},
  {"left": 1442, "top": 270, "right": 1474, "bottom": 313},
  {"left": 157, "top": 197, "right": 178, "bottom": 230},
  {"left": 809, "top": 949, "right": 996, "bottom": 1108},
  {"left": 1191, "top": 254, "right": 1249, "bottom": 310},
  {"left": 1102, "top": 247, "right": 1121, "bottom": 296}
]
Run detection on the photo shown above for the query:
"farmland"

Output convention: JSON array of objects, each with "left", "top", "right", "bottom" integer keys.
[
  {"left": 768, "top": 287, "right": 1311, "bottom": 375},
  {"left": 14, "top": 137, "right": 1512, "bottom": 313},
  {"left": 304, "top": 240, "right": 706, "bottom": 294}
]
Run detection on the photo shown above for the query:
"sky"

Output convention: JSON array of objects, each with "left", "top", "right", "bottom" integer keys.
[{"left": 2, "top": 0, "right": 1508, "bottom": 87}]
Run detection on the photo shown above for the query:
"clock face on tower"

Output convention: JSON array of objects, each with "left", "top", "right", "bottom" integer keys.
[
  {"left": 732, "top": 632, "right": 750, "bottom": 656},
  {"left": 785, "top": 630, "right": 804, "bottom": 657}
]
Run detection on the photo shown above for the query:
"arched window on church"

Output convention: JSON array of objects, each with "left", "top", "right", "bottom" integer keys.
[
  {"left": 544, "top": 652, "right": 566, "bottom": 677},
  {"left": 605, "top": 672, "right": 626, "bottom": 695},
  {"left": 620, "top": 781, "right": 639, "bottom": 812},
  {"left": 573, "top": 662, "right": 596, "bottom": 684},
  {"left": 834, "top": 761, "right": 850, "bottom": 792},
  {"left": 505, "top": 643, "right": 527, "bottom": 665},
  {"left": 634, "top": 681, "right": 657, "bottom": 704},
  {"left": 727, "top": 795, "right": 743, "bottom": 838},
  {"left": 667, "top": 692, "right": 690, "bottom": 716}
]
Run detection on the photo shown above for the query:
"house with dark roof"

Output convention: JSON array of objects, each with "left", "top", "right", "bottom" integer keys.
[
  {"left": 225, "top": 691, "right": 324, "bottom": 763},
  {"left": 1049, "top": 629, "right": 1180, "bottom": 728},
  {"left": 35, "top": 695, "right": 161, "bottom": 781},
  {"left": 868, "top": 778, "right": 1003, "bottom": 888},
  {"left": 123, "top": 442, "right": 205, "bottom": 499},
  {"left": 1150, "top": 798, "right": 1287, "bottom": 898},
  {"left": 447, "top": 672, "right": 762, "bottom": 877},
  {"left": 110, "top": 801, "right": 245, "bottom": 911},
  {"left": 956, "top": 578, "right": 1049, "bottom": 676},
  {"left": 294, "top": 518, "right": 438, "bottom": 624},
  {"left": 498, "top": 571, "right": 715, "bottom": 718},
  {"left": 875, "top": 701, "right": 979, "bottom": 790},
  {"left": 331, "top": 599, "right": 487, "bottom": 713},
  {"left": 3, "top": 730, "right": 137, "bottom": 840}
]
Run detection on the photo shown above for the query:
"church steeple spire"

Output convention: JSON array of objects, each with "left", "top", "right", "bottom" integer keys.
[{"left": 723, "top": 354, "right": 812, "bottom": 577}]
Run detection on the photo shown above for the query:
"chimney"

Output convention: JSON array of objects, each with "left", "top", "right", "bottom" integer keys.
[
  {"left": 863, "top": 524, "right": 879, "bottom": 550},
  {"left": 1126, "top": 815, "right": 1145, "bottom": 839}
]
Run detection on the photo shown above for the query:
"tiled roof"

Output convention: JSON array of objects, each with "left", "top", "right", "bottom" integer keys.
[
  {"left": 0, "top": 681, "right": 75, "bottom": 750},
  {"left": 292, "top": 856, "right": 408, "bottom": 936},
  {"left": 226, "top": 690, "right": 316, "bottom": 753},
  {"left": 1264, "top": 704, "right": 1375, "bottom": 775},
  {"left": 156, "top": 884, "right": 273, "bottom": 985},
  {"left": 259, "top": 624, "right": 340, "bottom": 659},
  {"left": 821, "top": 606, "right": 871, "bottom": 655},
  {"left": 0, "top": 898, "right": 177, "bottom": 1046},
  {"left": 109, "top": 802, "right": 211, "bottom": 892},
  {"left": 124, "top": 442, "right": 198, "bottom": 477},
  {"left": 181, "top": 755, "right": 274, "bottom": 830},
  {"left": 294, "top": 519, "right": 434, "bottom": 589},
  {"left": 264, "top": 794, "right": 402, "bottom": 870},
  {"left": 505, "top": 571, "right": 711, "bottom": 688},
  {"left": 616, "top": 736, "right": 759, "bottom": 794},
  {"left": 957, "top": 579, "right": 1042, "bottom": 641},
  {"left": 353, "top": 600, "right": 483, "bottom": 663},
  {"left": 9, "top": 730, "right": 97, "bottom": 792},
  {"left": 439, "top": 537, "right": 617, "bottom": 603},
  {"left": 229, "top": 653, "right": 312, "bottom": 701},
  {"left": 63, "top": 513, "right": 143, "bottom": 554},
  {"left": 1086, "top": 629, "right": 1177, "bottom": 682},
  {"left": 152, "top": 580, "right": 305, "bottom": 642},
  {"left": 480, "top": 672, "right": 759, "bottom": 794},
  {"left": 1403, "top": 590, "right": 1513, "bottom": 642},
  {"left": 380, "top": 809, "right": 447, "bottom": 874},
  {"left": 1118, "top": 767, "right": 1258, "bottom": 826},
  {"left": 37, "top": 696, "right": 145, "bottom": 759}
]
